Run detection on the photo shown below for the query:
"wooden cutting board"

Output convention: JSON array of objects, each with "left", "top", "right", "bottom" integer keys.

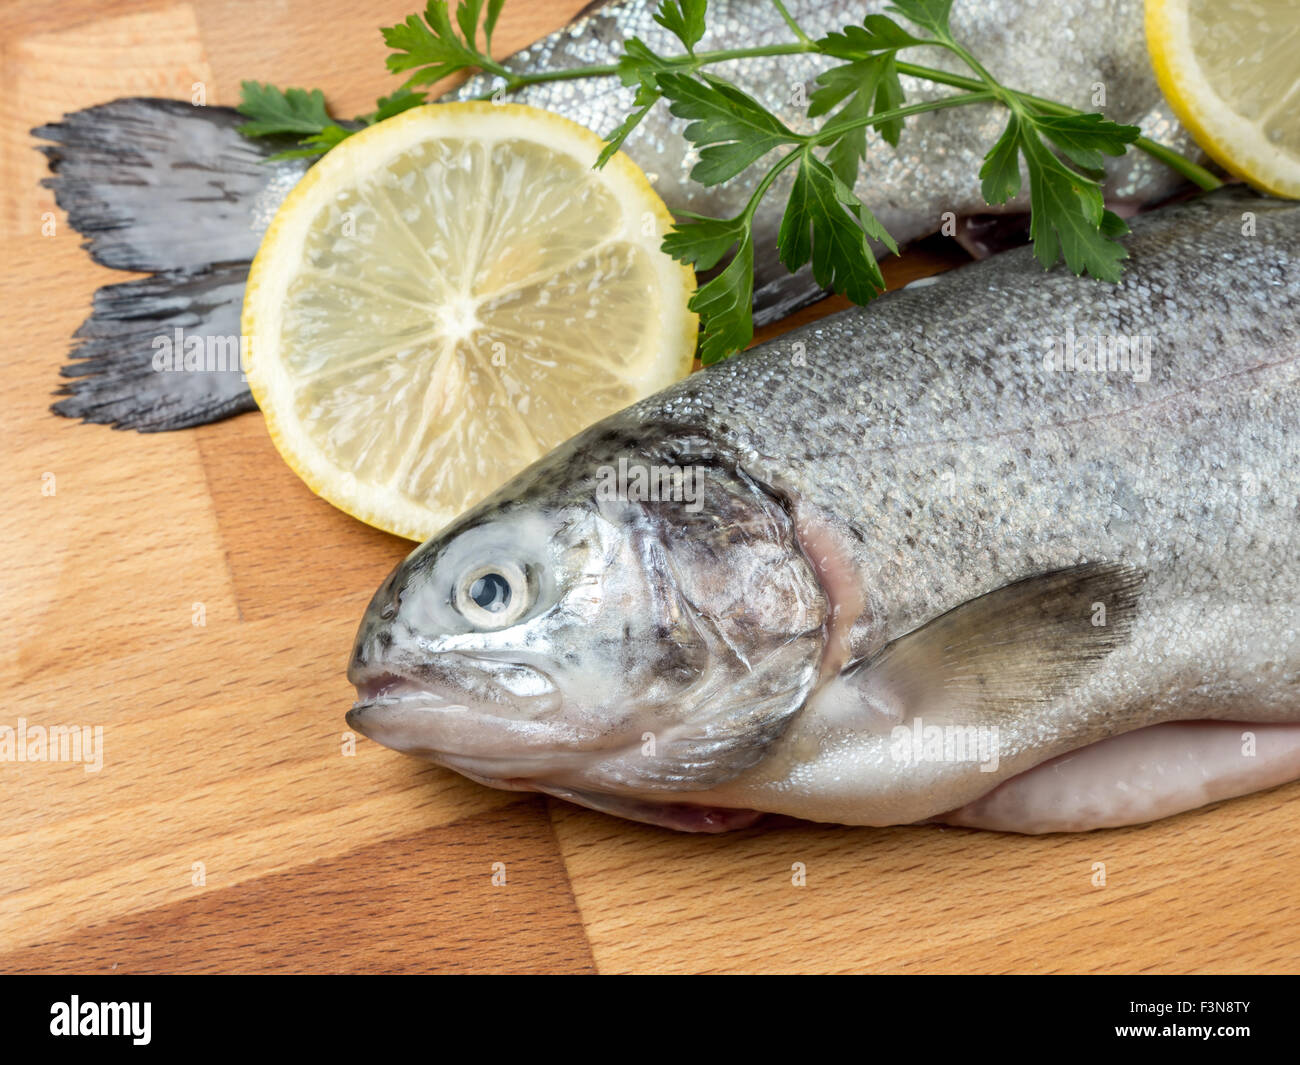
[{"left": 1, "top": 0, "right": 1297, "bottom": 975}]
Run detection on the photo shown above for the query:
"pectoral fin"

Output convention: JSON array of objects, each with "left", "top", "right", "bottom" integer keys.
[{"left": 817, "top": 563, "right": 1146, "bottom": 728}]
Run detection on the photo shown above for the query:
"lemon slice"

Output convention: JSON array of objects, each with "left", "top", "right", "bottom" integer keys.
[
  {"left": 1146, "top": 0, "right": 1300, "bottom": 197},
  {"left": 243, "top": 102, "right": 697, "bottom": 541}
]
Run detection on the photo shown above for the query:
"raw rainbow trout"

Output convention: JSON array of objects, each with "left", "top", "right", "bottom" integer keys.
[
  {"left": 36, "top": 0, "right": 1197, "bottom": 430},
  {"left": 347, "top": 189, "right": 1300, "bottom": 834}
]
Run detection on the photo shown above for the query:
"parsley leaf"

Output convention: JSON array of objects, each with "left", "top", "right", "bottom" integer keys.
[
  {"left": 482, "top": 0, "right": 506, "bottom": 52},
  {"left": 813, "top": 64, "right": 877, "bottom": 185},
  {"left": 238, "top": 82, "right": 433, "bottom": 161},
  {"left": 615, "top": 37, "right": 670, "bottom": 87},
  {"left": 811, "top": 53, "right": 907, "bottom": 186},
  {"left": 596, "top": 76, "right": 661, "bottom": 167},
  {"left": 264, "top": 124, "right": 355, "bottom": 161},
  {"left": 979, "top": 109, "right": 1024, "bottom": 203},
  {"left": 778, "top": 150, "right": 895, "bottom": 304},
  {"left": 886, "top": 0, "right": 954, "bottom": 38},
  {"left": 657, "top": 71, "right": 802, "bottom": 185},
  {"left": 653, "top": 0, "right": 708, "bottom": 54},
  {"left": 363, "top": 87, "right": 430, "bottom": 125},
  {"left": 691, "top": 237, "right": 754, "bottom": 365},
  {"left": 807, "top": 60, "right": 871, "bottom": 118},
  {"left": 809, "top": 13, "right": 920, "bottom": 186},
  {"left": 236, "top": 82, "right": 334, "bottom": 137},
  {"left": 456, "top": 0, "right": 507, "bottom": 53},
  {"left": 817, "top": 14, "right": 925, "bottom": 58},
  {"left": 982, "top": 110, "right": 1134, "bottom": 280},
  {"left": 383, "top": 0, "right": 505, "bottom": 88},
  {"left": 1032, "top": 112, "right": 1141, "bottom": 172},
  {"left": 662, "top": 214, "right": 749, "bottom": 272},
  {"left": 1021, "top": 132, "right": 1130, "bottom": 280},
  {"left": 661, "top": 215, "right": 755, "bottom": 362},
  {"left": 598, "top": 24, "right": 700, "bottom": 167},
  {"left": 869, "top": 55, "right": 907, "bottom": 147}
]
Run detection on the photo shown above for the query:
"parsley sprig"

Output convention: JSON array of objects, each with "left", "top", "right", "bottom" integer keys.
[
  {"left": 238, "top": 0, "right": 1222, "bottom": 363},
  {"left": 235, "top": 0, "right": 507, "bottom": 159},
  {"left": 237, "top": 83, "right": 426, "bottom": 159}
]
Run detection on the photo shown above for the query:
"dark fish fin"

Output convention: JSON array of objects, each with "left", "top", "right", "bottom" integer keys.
[
  {"left": 751, "top": 263, "right": 825, "bottom": 327},
  {"left": 33, "top": 98, "right": 307, "bottom": 429},
  {"left": 51, "top": 264, "right": 257, "bottom": 431},
  {"left": 571, "top": 0, "right": 621, "bottom": 18},
  {"left": 819, "top": 563, "right": 1147, "bottom": 727},
  {"left": 34, "top": 97, "right": 305, "bottom": 272},
  {"left": 952, "top": 212, "right": 1032, "bottom": 260},
  {"left": 530, "top": 782, "right": 764, "bottom": 833}
]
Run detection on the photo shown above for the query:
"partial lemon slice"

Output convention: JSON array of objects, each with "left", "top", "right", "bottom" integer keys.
[
  {"left": 244, "top": 102, "right": 697, "bottom": 541},
  {"left": 1146, "top": 0, "right": 1300, "bottom": 197}
]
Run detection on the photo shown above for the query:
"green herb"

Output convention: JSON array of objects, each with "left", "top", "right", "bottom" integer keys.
[
  {"left": 236, "top": 82, "right": 432, "bottom": 160},
  {"left": 666, "top": 216, "right": 756, "bottom": 364},
  {"left": 659, "top": 71, "right": 803, "bottom": 185},
  {"left": 236, "top": 83, "right": 334, "bottom": 137},
  {"left": 236, "top": 3, "right": 509, "bottom": 159},
  {"left": 981, "top": 111, "right": 1135, "bottom": 280},
  {"left": 654, "top": 0, "right": 708, "bottom": 52},
  {"left": 238, "top": 0, "right": 1222, "bottom": 362},
  {"left": 363, "top": 88, "right": 431, "bottom": 125},
  {"left": 384, "top": 0, "right": 508, "bottom": 86}
]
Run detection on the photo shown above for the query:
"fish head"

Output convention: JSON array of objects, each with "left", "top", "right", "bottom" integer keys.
[{"left": 347, "top": 426, "right": 829, "bottom": 797}]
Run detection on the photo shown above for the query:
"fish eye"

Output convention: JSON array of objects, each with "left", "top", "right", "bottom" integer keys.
[
  {"left": 454, "top": 560, "right": 531, "bottom": 629},
  {"left": 470, "top": 572, "right": 511, "bottom": 611}
]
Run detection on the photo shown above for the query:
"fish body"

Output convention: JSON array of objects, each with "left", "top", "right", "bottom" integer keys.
[
  {"left": 451, "top": 0, "right": 1196, "bottom": 316},
  {"left": 36, "top": 0, "right": 1198, "bottom": 430},
  {"left": 347, "top": 189, "right": 1300, "bottom": 833}
]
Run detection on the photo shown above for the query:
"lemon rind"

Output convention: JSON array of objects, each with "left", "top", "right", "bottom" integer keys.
[{"left": 1146, "top": 0, "right": 1300, "bottom": 199}]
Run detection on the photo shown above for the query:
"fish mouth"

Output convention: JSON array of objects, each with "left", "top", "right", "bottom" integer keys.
[
  {"left": 346, "top": 671, "right": 470, "bottom": 734},
  {"left": 349, "top": 670, "right": 460, "bottom": 710},
  {"left": 345, "top": 665, "right": 584, "bottom": 780}
]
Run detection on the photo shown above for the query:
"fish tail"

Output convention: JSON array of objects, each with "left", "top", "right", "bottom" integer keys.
[
  {"left": 34, "top": 98, "right": 303, "bottom": 430},
  {"left": 52, "top": 265, "right": 256, "bottom": 432},
  {"left": 34, "top": 97, "right": 299, "bottom": 272}
]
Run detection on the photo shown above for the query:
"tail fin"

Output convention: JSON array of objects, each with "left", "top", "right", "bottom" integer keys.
[
  {"left": 52, "top": 264, "right": 256, "bottom": 431},
  {"left": 35, "top": 97, "right": 305, "bottom": 273},
  {"left": 35, "top": 98, "right": 306, "bottom": 430}
]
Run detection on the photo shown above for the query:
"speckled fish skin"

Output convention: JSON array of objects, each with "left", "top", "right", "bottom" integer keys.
[
  {"left": 39, "top": 0, "right": 1198, "bottom": 430},
  {"left": 450, "top": 0, "right": 1199, "bottom": 319},
  {"left": 347, "top": 188, "right": 1299, "bottom": 831}
]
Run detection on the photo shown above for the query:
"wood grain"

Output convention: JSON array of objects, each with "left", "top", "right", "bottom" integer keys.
[
  {"left": 3, "top": 802, "right": 596, "bottom": 974},
  {"left": 1, "top": 0, "right": 1296, "bottom": 976}
]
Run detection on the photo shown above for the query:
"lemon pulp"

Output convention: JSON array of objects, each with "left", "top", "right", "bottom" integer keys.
[
  {"left": 244, "top": 103, "right": 697, "bottom": 541},
  {"left": 1147, "top": 0, "right": 1300, "bottom": 197}
]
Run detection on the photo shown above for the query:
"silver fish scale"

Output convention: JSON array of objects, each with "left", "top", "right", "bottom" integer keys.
[
  {"left": 452, "top": 0, "right": 1202, "bottom": 317},
  {"left": 621, "top": 189, "right": 1299, "bottom": 825}
]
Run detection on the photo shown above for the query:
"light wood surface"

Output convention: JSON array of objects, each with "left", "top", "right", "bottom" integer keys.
[{"left": 2, "top": 0, "right": 1297, "bottom": 975}]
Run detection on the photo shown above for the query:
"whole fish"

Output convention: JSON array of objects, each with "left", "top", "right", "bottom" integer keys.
[
  {"left": 35, "top": 0, "right": 1199, "bottom": 431},
  {"left": 346, "top": 188, "right": 1300, "bottom": 834}
]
